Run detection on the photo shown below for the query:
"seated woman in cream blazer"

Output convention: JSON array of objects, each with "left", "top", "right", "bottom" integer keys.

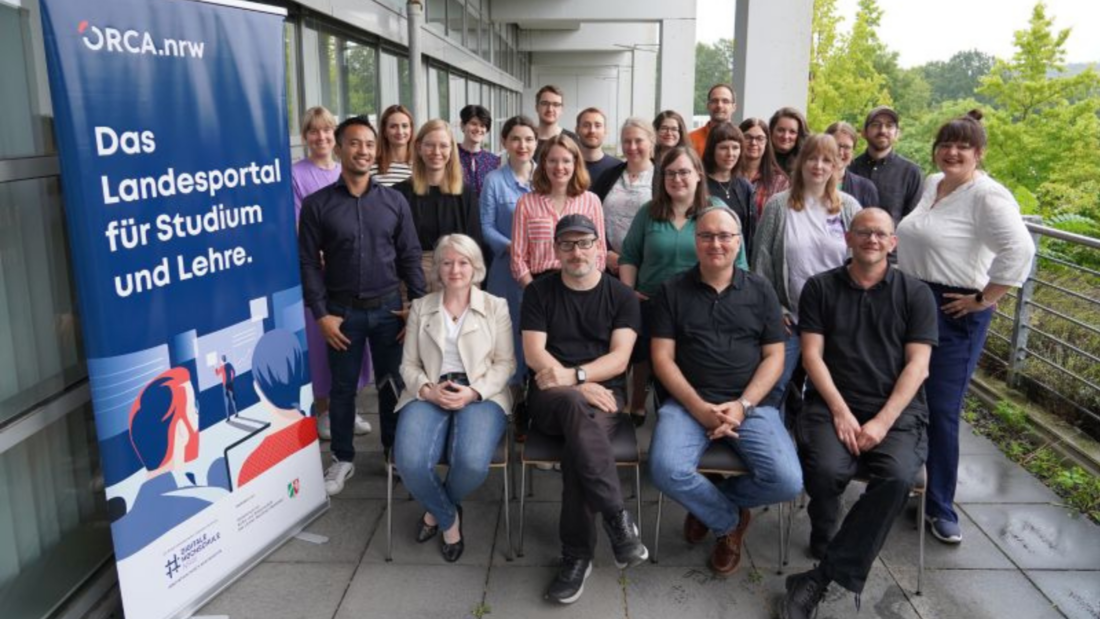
[{"left": 394, "top": 233, "right": 515, "bottom": 563}]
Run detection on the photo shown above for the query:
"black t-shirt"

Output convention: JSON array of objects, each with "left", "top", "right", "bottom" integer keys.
[
  {"left": 798, "top": 264, "right": 938, "bottom": 421},
  {"left": 650, "top": 266, "right": 785, "bottom": 403},
  {"left": 520, "top": 272, "right": 641, "bottom": 389}
]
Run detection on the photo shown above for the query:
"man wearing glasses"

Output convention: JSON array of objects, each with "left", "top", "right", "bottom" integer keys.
[
  {"left": 689, "top": 83, "right": 738, "bottom": 156},
  {"left": 521, "top": 214, "right": 648, "bottom": 604},
  {"left": 782, "top": 208, "right": 937, "bottom": 619},
  {"left": 849, "top": 106, "right": 923, "bottom": 224},
  {"left": 533, "top": 84, "right": 581, "bottom": 164},
  {"left": 648, "top": 206, "right": 801, "bottom": 576}
]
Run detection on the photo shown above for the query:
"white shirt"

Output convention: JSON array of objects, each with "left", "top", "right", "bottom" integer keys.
[
  {"left": 785, "top": 195, "right": 849, "bottom": 322},
  {"left": 439, "top": 308, "right": 469, "bottom": 375},
  {"left": 897, "top": 173, "right": 1034, "bottom": 290},
  {"left": 603, "top": 168, "right": 654, "bottom": 251}
]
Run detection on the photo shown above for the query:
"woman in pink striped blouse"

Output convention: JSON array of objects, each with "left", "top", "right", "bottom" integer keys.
[{"left": 510, "top": 134, "right": 607, "bottom": 286}]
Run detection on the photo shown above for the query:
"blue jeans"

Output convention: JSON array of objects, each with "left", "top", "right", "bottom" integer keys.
[
  {"left": 394, "top": 399, "right": 507, "bottom": 530},
  {"left": 764, "top": 325, "right": 801, "bottom": 409},
  {"left": 649, "top": 399, "right": 802, "bottom": 535},
  {"left": 327, "top": 294, "right": 405, "bottom": 462},
  {"left": 924, "top": 283, "right": 994, "bottom": 523}
]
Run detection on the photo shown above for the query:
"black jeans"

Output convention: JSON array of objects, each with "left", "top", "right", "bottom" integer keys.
[
  {"left": 529, "top": 383, "right": 626, "bottom": 560},
  {"left": 796, "top": 398, "right": 927, "bottom": 593}
]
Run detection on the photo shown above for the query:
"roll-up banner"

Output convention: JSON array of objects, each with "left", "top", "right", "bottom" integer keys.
[{"left": 39, "top": 0, "right": 327, "bottom": 617}]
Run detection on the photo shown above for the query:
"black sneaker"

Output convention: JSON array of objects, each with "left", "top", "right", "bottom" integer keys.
[
  {"left": 544, "top": 555, "right": 592, "bottom": 604},
  {"left": 781, "top": 569, "right": 828, "bottom": 619},
  {"left": 602, "top": 509, "right": 649, "bottom": 569}
]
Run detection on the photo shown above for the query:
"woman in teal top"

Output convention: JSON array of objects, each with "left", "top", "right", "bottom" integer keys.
[{"left": 619, "top": 146, "right": 747, "bottom": 425}]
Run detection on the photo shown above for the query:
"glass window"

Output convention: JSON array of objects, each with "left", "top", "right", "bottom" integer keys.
[
  {"left": 0, "top": 0, "right": 55, "bottom": 158},
  {"left": 479, "top": 13, "right": 492, "bottom": 64},
  {"left": 493, "top": 26, "right": 504, "bottom": 71},
  {"left": 447, "top": 0, "right": 464, "bottom": 45},
  {"left": 343, "top": 40, "right": 377, "bottom": 118},
  {"left": 398, "top": 56, "right": 412, "bottom": 112},
  {"left": 317, "top": 32, "right": 342, "bottom": 118},
  {"left": 379, "top": 51, "right": 401, "bottom": 111},
  {"left": 437, "top": 68, "right": 451, "bottom": 122},
  {"left": 426, "top": 0, "right": 446, "bottom": 32},
  {"left": 467, "top": 79, "right": 481, "bottom": 106},
  {"left": 465, "top": 0, "right": 480, "bottom": 56},
  {"left": 449, "top": 73, "right": 466, "bottom": 130},
  {"left": 285, "top": 21, "right": 301, "bottom": 148}
]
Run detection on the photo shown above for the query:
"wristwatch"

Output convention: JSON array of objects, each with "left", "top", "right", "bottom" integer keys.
[
  {"left": 974, "top": 291, "right": 985, "bottom": 304},
  {"left": 738, "top": 398, "right": 755, "bottom": 418},
  {"left": 575, "top": 366, "right": 587, "bottom": 385}
]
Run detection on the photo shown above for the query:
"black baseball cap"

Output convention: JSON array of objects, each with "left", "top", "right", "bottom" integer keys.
[
  {"left": 554, "top": 214, "right": 599, "bottom": 239},
  {"left": 864, "top": 105, "right": 899, "bottom": 128}
]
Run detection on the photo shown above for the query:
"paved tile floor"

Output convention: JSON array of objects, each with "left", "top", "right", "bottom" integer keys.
[{"left": 198, "top": 391, "right": 1100, "bottom": 619}]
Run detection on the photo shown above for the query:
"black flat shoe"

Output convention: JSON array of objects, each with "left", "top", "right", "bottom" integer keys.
[
  {"left": 416, "top": 513, "right": 438, "bottom": 543},
  {"left": 441, "top": 505, "right": 464, "bottom": 563},
  {"left": 630, "top": 410, "right": 646, "bottom": 428}
]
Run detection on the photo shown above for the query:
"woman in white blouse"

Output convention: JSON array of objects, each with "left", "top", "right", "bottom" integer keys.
[{"left": 896, "top": 110, "right": 1034, "bottom": 545}]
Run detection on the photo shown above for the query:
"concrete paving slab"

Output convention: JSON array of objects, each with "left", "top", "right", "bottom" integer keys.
[
  {"left": 964, "top": 503, "right": 1100, "bottom": 570},
  {"left": 198, "top": 562, "right": 356, "bottom": 619},
  {"left": 266, "top": 499, "right": 382, "bottom": 564},
  {"left": 958, "top": 422, "right": 1003, "bottom": 455},
  {"left": 956, "top": 454, "right": 1063, "bottom": 504},
  {"left": 891, "top": 567, "right": 1064, "bottom": 619},
  {"left": 878, "top": 505, "right": 1014, "bottom": 570},
  {"left": 1027, "top": 570, "right": 1100, "bottom": 619},
  {"left": 335, "top": 563, "right": 486, "bottom": 619},
  {"left": 505, "top": 500, "right": 618, "bottom": 567},
  {"left": 623, "top": 565, "right": 772, "bottom": 619},
  {"left": 763, "top": 560, "right": 919, "bottom": 619},
  {"left": 363, "top": 499, "right": 504, "bottom": 566},
  {"left": 483, "top": 564, "right": 627, "bottom": 619}
]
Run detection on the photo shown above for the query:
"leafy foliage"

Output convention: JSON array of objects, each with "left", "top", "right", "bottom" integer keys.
[
  {"left": 921, "top": 50, "right": 995, "bottom": 105},
  {"left": 694, "top": 39, "right": 737, "bottom": 116}
]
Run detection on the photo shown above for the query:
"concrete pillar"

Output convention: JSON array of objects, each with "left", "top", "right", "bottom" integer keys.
[
  {"left": 658, "top": 18, "right": 695, "bottom": 117},
  {"left": 632, "top": 46, "right": 658, "bottom": 121},
  {"left": 407, "top": 1, "right": 427, "bottom": 126},
  {"left": 733, "top": 0, "right": 813, "bottom": 122}
]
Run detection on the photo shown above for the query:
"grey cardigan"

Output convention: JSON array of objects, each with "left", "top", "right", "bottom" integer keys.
[{"left": 751, "top": 189, "right": 862, "bottom": 313}]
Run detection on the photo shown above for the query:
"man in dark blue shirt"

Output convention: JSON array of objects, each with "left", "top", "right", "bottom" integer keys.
[
  {"left": 849, "top": 106, "right": 923, "bottom": 224},
  {"left": 299, "top": 115, "right": 426, "bottom": 496}
]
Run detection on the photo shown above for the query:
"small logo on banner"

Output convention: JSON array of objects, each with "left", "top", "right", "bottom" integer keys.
[
  {"left": 287, "top": 478, "right": 300, "bottom": 498},
  {"left": 78, "top": 21, "right": 205, "bottom": 59},
  {"left": 163, "top": 531, "right": 222, "bottom": 581}
]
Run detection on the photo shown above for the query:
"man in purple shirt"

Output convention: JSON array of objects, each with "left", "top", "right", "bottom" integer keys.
[{"left": 299, "top": 115, "right": 426, "bottom": 496}]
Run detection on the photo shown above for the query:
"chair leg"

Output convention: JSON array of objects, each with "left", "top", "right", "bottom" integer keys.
[
  {"left": 917, "top": 490, "right": 926, "bottom": 595},
  {"left": 634, "top": 465, "right": 643, "bottom": 535},
  {"left": 652, "top": 492, "right": 663, "bottom": 564},
  {"left": 777, "top": 501, "right": 784, "bottom": 575},
  {"left": 518, "top": 463, "right": 528, "bottom": 557},
  {"left": 502, "top": 463, "right": 514, "bottom": 561},
  {"left": 386, "top": 462, "right": 394, "bottom": 562}
]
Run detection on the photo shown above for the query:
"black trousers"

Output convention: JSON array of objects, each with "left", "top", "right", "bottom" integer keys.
[
  {"left": 529, "top": 384, "right": 626, "bottom": 560},
  {"left": 796, "top": 398, "right": 927, "bottom": 593}
]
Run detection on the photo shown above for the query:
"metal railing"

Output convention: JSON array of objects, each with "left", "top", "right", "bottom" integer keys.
[{"left": 982, "top": 217, "right": 1100, "bottom": 427}]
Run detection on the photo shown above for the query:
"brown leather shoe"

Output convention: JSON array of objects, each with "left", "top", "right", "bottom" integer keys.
[
  {"left": 709, "top": 508, "right": 752, "bottom": 575},
  {"left": 684, "top": 512, "right": 708, "bottom": 544}
]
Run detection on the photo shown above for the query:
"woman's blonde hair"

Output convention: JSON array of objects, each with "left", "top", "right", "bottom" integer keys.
[
  {"left": 788, "top": 133, "right": 842, "bottom": 214},
  {"left": 300, "top": 106, "right": 337, "bottom": 137},
  {"left": 433, "top": 234, "right": 486, "bottom": 287},
  {"left": 411, "top": 119, "right": 464, "bottom": 196}
]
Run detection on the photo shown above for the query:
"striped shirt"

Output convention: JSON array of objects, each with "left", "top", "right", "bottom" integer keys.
[
  {"left": 510, "top": 191, "right": 607, "bottom": 281},
  {"left": 369, "top": 161, "right": 413, "bottom": 187}
]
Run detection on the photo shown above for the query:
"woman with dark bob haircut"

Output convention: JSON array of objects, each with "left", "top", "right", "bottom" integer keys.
[
  {"left": 702, "top": 122, "right": 756, "bottom": 258},
  {"left": 652, "top": 110, "right": 690, "bottom": 165},
  {"left": 896, "top": 110, "right": 1034, "bottom": 545},
  {"left": 769, "top": 106, "right": 810, "bottom": 174}
]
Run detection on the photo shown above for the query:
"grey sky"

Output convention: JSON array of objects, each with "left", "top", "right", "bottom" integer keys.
[{"left": 696, "top": 0, "right": 1100, "bottom": 68}]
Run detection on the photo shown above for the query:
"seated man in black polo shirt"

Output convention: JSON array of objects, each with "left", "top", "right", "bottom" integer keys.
[
  {"left": 782, "top": 208, "right": 938, "bottom": 619},
  {"left": 649, "top": 206, "right": 802, "bottom": 576},
  {"left": 521, "top": 214, "right": 648, "bottom": 605}
]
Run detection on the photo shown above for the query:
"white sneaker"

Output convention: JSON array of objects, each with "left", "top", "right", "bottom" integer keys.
[
  {"left": 317, "top": 412, "right": 332, "bottom": 441},
  {"left": 353, "top": 413, "right": 373, "bottom": 435},
  {"left": 324, "top": 459, "right": 355, "bottom": 496}
]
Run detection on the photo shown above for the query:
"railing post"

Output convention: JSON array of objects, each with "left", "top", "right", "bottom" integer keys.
[{"left": 1007, "top": 215, "right": 1043, "bottom": 388}]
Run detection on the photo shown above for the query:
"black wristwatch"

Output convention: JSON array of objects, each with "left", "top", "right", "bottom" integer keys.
[
  {"left": 974, "top": 291, "right": 985, "bottom": 304},
  {"left": 575, "top": 366, "right": 587, "bottom": 385}
]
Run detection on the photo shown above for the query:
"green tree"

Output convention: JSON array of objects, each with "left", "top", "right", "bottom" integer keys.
[
  {"left": 921, "top": 50, "right": 995, "bottom": 105},
  {"left": 694, "top": 39, "right": 737, "bottom": 116},
  {"left": 808, "top": 0, "right": 893, "bottom": 130},
  {"left": 875, "top": 49, "right": 932, "bottom": 120}
]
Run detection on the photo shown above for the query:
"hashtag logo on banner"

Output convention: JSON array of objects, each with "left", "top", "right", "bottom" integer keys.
[{"left": 165, "top": 554, "right": 181, "bottom": 579}]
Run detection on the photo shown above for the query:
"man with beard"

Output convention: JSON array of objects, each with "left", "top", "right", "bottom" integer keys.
[
  {"left": 849, "top": 106, "right": 923, "bottom": 224},
  {"left": 575, "top": 107, "right": 620, "bottom": 183},
  {"left": 689, "top": 83, "right": 737, "bottom": 156},
  {"left": 521, "top": 214, "right": 648, "bottom": 604}
]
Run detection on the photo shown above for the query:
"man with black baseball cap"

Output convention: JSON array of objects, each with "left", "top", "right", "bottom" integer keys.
[
  {"left": 849, "top": 106, "right": 923, "bottom": 224},
  {"left": 520, "top": 213, "right": 648, "bottom": 604}
]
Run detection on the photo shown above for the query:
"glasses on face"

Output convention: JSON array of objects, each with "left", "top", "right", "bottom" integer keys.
[
  {"left": 837, "top": 144, "right": 854, "bottom": 153},
  {"left": 538, "top": 101, "right": 563, "bottom": 109},
  {"left": 745, "top": 135, "right": 767, "bottom": 144},
  {"left": 851, "top": 229, "right": 893, "bottom": 241},
  {"left": 665, "top": 169, "right": 695, "bottom": 180},
  {"left": 696, "top": 232, "right": 740, "bottom": 244},
  {"left": 657, "top": 126, "right": 681, "bottom": 134},
  {"left": 555, "top": 238, "right": 597, "bottom": 252}
]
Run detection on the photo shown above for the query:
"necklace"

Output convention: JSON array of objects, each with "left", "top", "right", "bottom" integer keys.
[{"left": 714, "top": 177, "right": 735, "bottom": 200}]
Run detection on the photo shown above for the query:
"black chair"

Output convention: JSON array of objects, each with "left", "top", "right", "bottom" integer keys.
[
  {"left": 517, "top": 414, "right": 643, "bottom": 557},
  {"left": 386, "top": 427, "right": 514, "bottom": 562}
]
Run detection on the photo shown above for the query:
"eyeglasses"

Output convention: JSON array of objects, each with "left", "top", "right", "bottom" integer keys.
[
  {"left": 665, "top": 169, "right": 695, "bottom": 180},
  {"left": 744, "top": 135, "right": 767, "bottom": 144},
  {"left": 657, "top": 126, "right": 681, "bottom": 134},
  {"left": 851, "top": 229, "right": 893, "bottom": 241},
  {"left": 538, "top": 101, "right": 563, "bottom": 109},
  {"left": 695, "top": 232, "right": 740, "bottom": 244},
  {"left": 555, "top": 238, "right": 597, "bottom": 251}
]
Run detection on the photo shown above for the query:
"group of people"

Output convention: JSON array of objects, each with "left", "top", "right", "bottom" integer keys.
[{"left": 293, "top": 82, "right": 1035, "bottom": 613}]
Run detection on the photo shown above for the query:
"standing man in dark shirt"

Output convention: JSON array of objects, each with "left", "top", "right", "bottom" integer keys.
[
  {"left": 299, "top": 115, "right": 426, "bottom": 497},
  {"left": 533, "top": 84, "right": 581, "bottom": 164},
  {"left": 648, "top": 206, "right": 802, "bottom": 576},
  {"left": 521, "top": 214, "right": 648, "bottom": 605},
  {"left": 848, "top": 106, "right": 923, "bottom": 224},
  {"left": 575, "top": 107, "right": 620, "bottom": 183},
  {"left": 782, "top": 208, "right": 937, "bottom": 619}
]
